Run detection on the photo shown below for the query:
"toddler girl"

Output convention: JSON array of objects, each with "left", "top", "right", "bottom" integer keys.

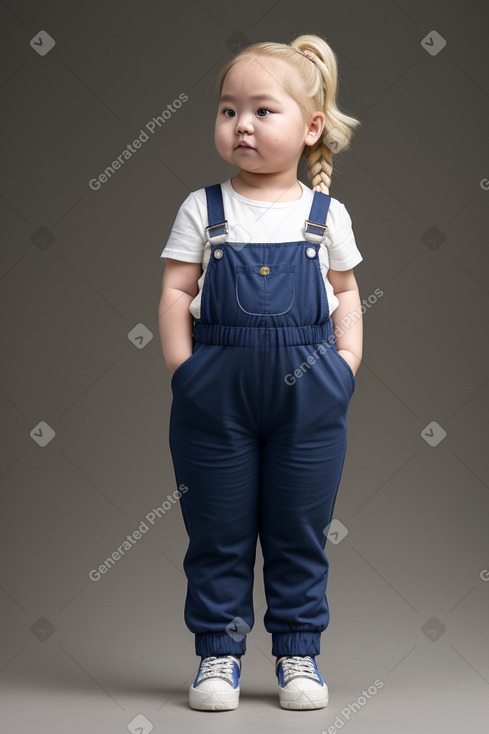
[{"left": 158, "top": 33, "right": 363, "bottom": 711}]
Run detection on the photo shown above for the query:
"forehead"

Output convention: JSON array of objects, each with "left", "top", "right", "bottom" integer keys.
[{"left": 221, "top": 55, "right": 296, "bottom": 97}]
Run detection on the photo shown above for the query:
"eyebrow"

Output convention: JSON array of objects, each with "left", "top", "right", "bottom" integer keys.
[{"left": 219, "top": 93, "right": 281, "bottom": 103}]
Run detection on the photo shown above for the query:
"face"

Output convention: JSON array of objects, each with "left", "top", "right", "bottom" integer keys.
[{"left": 214, "top": 55, "right": 320, "bottom": 176}]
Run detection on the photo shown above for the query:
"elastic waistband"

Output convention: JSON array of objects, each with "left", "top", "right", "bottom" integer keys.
[{"left": 193, "top": 321, "right": 335, "bottom": 347}]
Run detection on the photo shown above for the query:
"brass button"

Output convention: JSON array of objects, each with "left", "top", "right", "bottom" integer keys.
[{"left": 259, "top": 266, "right": 270, "bottom": 275}]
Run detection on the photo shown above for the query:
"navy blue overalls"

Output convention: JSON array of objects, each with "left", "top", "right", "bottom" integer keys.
[{"left": 169, "top": 183, "right": 356, "bottom": 659}]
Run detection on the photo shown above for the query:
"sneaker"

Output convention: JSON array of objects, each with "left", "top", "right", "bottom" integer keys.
[
  {"left": 276, "top": 655, "right": 329, "bottom": 710},
  {"left": 189, "top": 655, "right": 241, "bottom": 711}
]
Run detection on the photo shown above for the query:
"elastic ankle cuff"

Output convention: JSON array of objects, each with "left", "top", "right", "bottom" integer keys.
[
  {"left": 195, "top": 632, "right": 247, "bottom": 658},
  {"left": 272, "top": 631, "right": 321, "bottom": 657}
]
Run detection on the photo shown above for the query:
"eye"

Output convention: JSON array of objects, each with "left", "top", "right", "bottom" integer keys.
[
  {"left": 222, "top": 108, "right": 236, "bottom": 118},
  {"left": 257, "top": 108, "right": 271, "bottom": 117}
]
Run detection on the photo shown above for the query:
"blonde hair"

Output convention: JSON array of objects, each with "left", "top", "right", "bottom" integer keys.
[{"left": 215, "top": 34, "right": 361, "bottom": 194}]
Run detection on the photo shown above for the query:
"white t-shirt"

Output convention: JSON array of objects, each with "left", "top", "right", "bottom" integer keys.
[{"left": 160, "top": 178, "right": 363, "bottom": 319}]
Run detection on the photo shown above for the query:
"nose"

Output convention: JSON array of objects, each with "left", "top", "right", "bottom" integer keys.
[{"left": 234, "top": 112, "right": 254, "bottom": 135}]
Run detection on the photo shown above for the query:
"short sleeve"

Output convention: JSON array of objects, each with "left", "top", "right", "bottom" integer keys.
[
  {"left": 327, "top": 202, "right": 363, "bottom": 271},
  {"left": 160, "top": 192, "right": 206, "bottom": 263}
]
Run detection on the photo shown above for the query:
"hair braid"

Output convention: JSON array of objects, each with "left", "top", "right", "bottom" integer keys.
[{"left": 304, "top": 141, "right": 333, "bottom": 194}]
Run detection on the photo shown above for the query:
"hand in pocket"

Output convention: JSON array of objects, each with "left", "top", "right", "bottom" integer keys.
[{"left": 337, "top": 349, "right": 357, "bottom": 377}]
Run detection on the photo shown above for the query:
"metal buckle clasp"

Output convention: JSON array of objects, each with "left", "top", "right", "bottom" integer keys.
[
  {"left": 205, "top": 220, "right": 229, "bottom": 244},
  {"left": 304, "top": 219, "right": 328, "bottom": 243}
]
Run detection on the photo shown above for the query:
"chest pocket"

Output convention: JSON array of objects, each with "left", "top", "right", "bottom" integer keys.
[{"left": 235, "top": 264, "right": 296, "bottom": 316}]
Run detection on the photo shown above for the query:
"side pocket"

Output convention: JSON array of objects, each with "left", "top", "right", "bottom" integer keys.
[
  {"left": 170, "top": 343, "right": 201, "bottom": 391},
  {"left": 332, "top": 346, "right": 356, "bottom": 393}
]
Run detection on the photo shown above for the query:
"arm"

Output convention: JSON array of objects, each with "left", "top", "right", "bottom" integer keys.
[
  {"left": 158, "top": 258, "right": 202, "bottom": 375},
  {"left": 328, "top": 268, "right": 363, "bottom": 377}
]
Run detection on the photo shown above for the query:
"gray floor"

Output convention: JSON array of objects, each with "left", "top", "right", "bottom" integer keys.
[
  {"left": 2, "top": 545, "right": 489, "bottom": 733},
  {"left": 4, "top": 653, "right": 488, "bottom": 734}
]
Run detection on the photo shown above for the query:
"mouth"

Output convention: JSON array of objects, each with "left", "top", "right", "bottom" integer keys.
[{"left": 235, "top": 142, "right": 255, "bottom": 150}]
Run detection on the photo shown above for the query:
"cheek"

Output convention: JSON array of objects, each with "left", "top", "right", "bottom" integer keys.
[
  {"left": 276, "top": 126, "right": 302, "bottom": 151},
  {"left": 268, "top": 134, "right": 291, "bottom": 153},
  {"left": 263, "top": 120, "right": 291, "bottom": 147},
  {"left": 214, "top": 122, "right": 226, "bottom": 149}
]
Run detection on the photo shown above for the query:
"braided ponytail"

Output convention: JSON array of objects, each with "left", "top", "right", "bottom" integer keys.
[{"left": 289, "top": 34, "right": 361, "bottom": 194}]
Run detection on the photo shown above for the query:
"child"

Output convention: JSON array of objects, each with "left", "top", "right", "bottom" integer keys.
[{"left": 158, "top": 33, "right": 363, "bottom": 711}]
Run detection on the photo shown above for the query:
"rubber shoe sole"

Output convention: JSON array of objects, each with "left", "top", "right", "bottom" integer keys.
[
  {"left": 278, "top": 680, "right": 329, "bottom": 710},
  {"left": 189, "top": 686, "right": 239, "bottom": 710}
]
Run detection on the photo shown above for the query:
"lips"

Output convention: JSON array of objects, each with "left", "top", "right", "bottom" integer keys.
[{"left": 235, "top": 141, "right": 254, "bottom": 149}]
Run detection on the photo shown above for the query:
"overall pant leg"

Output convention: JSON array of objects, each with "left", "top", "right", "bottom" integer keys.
[
  {"left": 258, "top": 338, "right": 355, "bottom": 658},
  {"left": 169, "top": 341, "right": 262, "bottom": 658}
]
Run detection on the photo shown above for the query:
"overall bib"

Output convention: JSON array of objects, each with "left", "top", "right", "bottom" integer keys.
[{"left": 169, "top": 183, "right": 356, "bottom": 659}]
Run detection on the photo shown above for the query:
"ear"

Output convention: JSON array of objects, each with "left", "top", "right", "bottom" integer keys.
[{"left": 304, "top": 111, "right": 326, "bottom": 146}]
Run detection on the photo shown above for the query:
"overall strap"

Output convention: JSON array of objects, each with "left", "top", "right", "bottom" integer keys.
[
  {"left": 205, "top": 183, "right": 331, "bottom": 244},
  {"left": 205, "top": 184, "right": 229, "bottom": 244},
  {"left": 304, "top": 190, "right": 331, "bottom": 243}
]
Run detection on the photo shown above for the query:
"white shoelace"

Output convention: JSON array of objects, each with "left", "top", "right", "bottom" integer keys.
[
  {"left": 279, "top": 655, "right": 320, "bottom": 683},
  {"left": 197, "top": 655, "right": 239, "bottom": 685}
]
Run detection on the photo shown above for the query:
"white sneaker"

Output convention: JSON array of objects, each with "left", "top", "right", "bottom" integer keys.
[
  {"left": 276, "top": 655, "right": 329, "bottom": 710},
  {"left": 189, "top": 655, "right": 241, "bottom": 710}
]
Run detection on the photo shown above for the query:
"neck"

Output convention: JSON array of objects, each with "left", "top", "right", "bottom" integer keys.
[{"left": 231, "top": 172, "right": 303, "bottom": 202}]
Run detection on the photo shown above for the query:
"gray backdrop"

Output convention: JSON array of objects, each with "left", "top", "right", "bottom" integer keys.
[{"left": 1, "top": 1, "right": 488, "bottom": 732}]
